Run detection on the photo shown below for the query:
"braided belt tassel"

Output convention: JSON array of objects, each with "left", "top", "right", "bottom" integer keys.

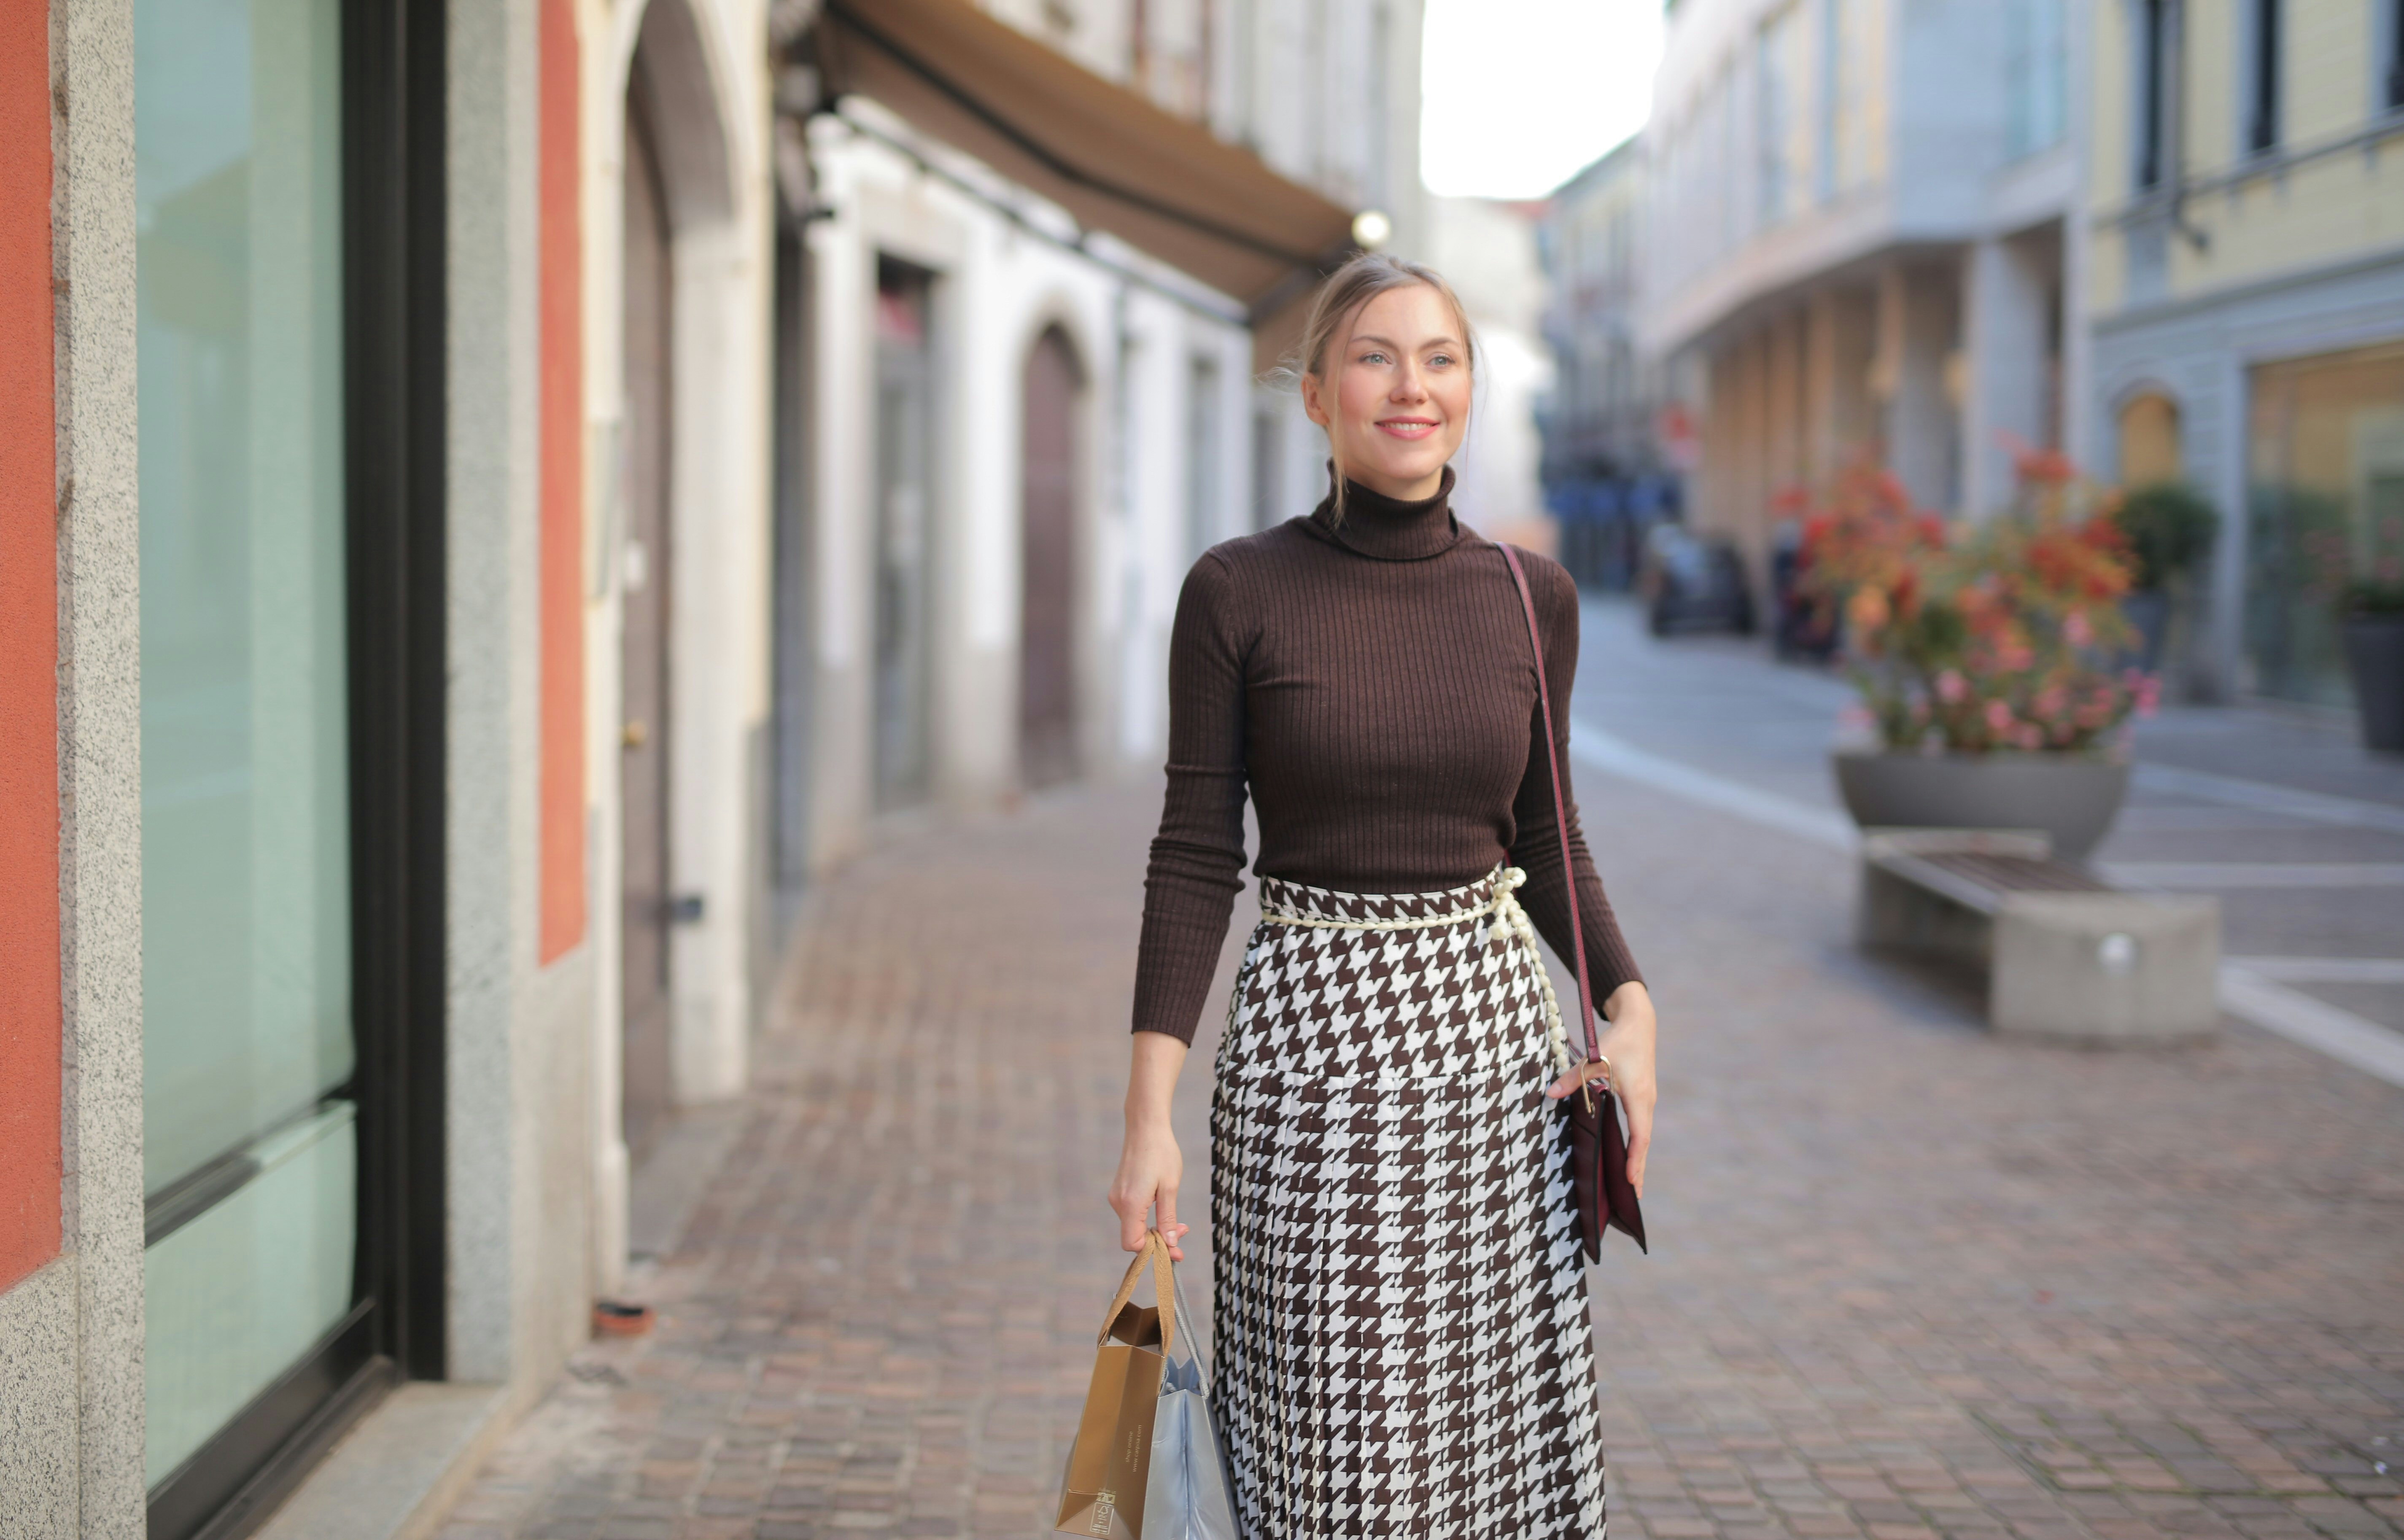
[{"left": 1487, "top": 868, "right": 1577, "bottom": 1078}]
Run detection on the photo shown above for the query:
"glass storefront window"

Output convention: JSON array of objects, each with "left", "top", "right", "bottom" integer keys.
[
  {"left": 2245, "top": 342, "right": 2404, "bottom": 707},
  {"left": 135, "top": 0, "right": 354, "bottom": 1490}
]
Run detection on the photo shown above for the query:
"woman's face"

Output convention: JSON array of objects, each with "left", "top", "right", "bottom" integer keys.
[{"left": 1301, "top": 283, "right": 1472, "bottom": 503}]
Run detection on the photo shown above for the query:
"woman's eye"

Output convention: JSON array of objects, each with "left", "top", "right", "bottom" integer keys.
[
  {"left": 1428, "top": 352, "right": 1455, "bottom": 367},
  {"left": 1358, "top": 351, "right": 1389, "bottom": 366}
]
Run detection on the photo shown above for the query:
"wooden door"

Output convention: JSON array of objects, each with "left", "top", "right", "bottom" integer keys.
[
  {"left": 620, "top": 94, "right": 674, "bottom": 1161},
  {"left": 1020, "top": 327, "right": 1081, "bottom": 788}
]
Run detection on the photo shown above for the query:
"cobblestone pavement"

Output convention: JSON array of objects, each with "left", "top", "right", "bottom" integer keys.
[{"left": 432, "top": 757, "right": 2404, "bottom": 1540}]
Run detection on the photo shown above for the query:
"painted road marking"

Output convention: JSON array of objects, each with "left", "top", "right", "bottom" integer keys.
[
  {"left": 2101, "top": 862, "right": 2404, "bottom": 889},
  {"left": 2134, "top": 762, "right": 2404, "bottom": 837},
  {"left": 2224, "top": 956, "right": 2404, "bottom": 984}
]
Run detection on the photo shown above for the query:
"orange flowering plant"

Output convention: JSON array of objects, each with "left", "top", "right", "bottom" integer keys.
[{"left": 1798, "top": 450, "right": 2159, "bottom": 755}]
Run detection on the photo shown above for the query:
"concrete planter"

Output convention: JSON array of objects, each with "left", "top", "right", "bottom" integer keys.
[
  {"left": 2342, "top": 615, "right": 2404, "bottom": 752},
  {"left": 1833, "top": 750, "right": 2132, "bottom": 860}
]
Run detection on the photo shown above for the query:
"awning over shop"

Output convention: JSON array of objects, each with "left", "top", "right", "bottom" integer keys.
[{"left": 811, "top": 0, "right": 1359, "bottom": 368}]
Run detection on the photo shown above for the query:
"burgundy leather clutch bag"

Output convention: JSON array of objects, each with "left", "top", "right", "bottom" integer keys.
[
  {"left": 1564, "top": 1079, "right": 1647, "bottom": 1257},
  {"left": 1499, "top": 543, "right": 1648, "bottom": 1259}
]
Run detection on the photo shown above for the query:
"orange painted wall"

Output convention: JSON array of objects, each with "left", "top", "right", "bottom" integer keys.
[
  {"left": 0, "top": 0, "right": 60, "bottom": 1294},
  {"left": 538, "top": 0, "right": 586, "bottom": 964}
]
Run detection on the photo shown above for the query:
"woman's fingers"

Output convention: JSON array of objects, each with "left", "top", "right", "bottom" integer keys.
[
  {"left": 1108, "top": 1177, "right": 1191, "bottom": 1258},
  {"left": 1543, "top": 1060, "right": 1612, "bottom": 1101},
  {"left": 1624, "top": 1098, "right": 1653, "bottom": 1198},
  {"left": 1112, "top": 1208, "right": 1189, "bottom": 1259},
  {"left": 1592, "top": 986, "right": 1660, "bottom": 1201},
  {"left": 1111, "top": 1184, "right": 1150, "bottom": 1253},
  {"left": 1156, "top": 1189, "right": 1186, "bottom": 1261},
  {"left": 1540, "top": 1054, "right": 1654, "bottom": 1199}
]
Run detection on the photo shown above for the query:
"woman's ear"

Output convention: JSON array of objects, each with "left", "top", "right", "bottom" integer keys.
[{"left": 1299, "top": 372, "right": 1331, "bottom": 428}]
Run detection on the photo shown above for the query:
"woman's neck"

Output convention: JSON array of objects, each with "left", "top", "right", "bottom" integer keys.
[
  {"left": 1346, "top": 467, "right": 1447, "bottom": 503},
  {"left": 1309, "top": 464, "right": 1460, "bottom": 561}
]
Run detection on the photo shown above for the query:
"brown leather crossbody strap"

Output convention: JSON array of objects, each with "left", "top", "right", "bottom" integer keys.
[{"left": 1498, "top": 544, "right": 1601, "bottom": 1066}]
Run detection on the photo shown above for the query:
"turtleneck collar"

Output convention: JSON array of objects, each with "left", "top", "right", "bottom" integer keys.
[{"left": 1305, "top": 463, "right": 1462, "bottom": 561}]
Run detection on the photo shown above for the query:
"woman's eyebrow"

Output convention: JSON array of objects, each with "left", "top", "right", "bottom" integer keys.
[{"left": 1350, "top": 332, "right": 1460, "bottom": 350}]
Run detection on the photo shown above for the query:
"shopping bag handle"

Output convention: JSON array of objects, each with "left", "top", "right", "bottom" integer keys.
[{"left": 1095, "top": 1230, "right": 1177, "bottom": 1357}]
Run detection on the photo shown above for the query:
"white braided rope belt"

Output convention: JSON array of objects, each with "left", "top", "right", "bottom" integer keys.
[{"left": 1255, "top": 865, "right": 1579, "bottom": 1078}]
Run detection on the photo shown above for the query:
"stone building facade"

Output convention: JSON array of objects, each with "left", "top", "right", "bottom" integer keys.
[
  {"left": 1537, "top": 137, "right": 1679, "bottom": 587},
  {"left": 1639, "top": 0, "right": 2084, "bottom": 596},
  {"left": 2083, "top": 0, "right": 2404, "bottom": 705},
  {"left": 0, "top": 0, "right": 1416, "bottom": 1535}
]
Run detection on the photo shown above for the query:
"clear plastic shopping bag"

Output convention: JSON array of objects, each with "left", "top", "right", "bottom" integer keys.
[{"left": 1054, "top": 1231, "right": 1237, "bottom": 1539}]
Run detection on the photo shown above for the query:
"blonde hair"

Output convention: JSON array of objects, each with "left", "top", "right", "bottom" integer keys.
[{"left": 1276, "top": 253, "right": 1478, "bottom": 526}]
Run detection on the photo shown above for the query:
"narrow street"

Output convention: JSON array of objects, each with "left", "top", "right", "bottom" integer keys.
[{"left": 432, "top": 614, "right": 2404, "bottom": 1540}]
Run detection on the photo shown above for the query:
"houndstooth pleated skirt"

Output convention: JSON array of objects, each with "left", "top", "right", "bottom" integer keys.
[{"left": 1208, "top": 866, "right": 1608, "bottom": 1540}]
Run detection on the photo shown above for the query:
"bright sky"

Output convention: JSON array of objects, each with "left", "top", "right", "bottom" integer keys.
[{"left": 1419, "top": 0, "right": 1665, "bottom": 200}]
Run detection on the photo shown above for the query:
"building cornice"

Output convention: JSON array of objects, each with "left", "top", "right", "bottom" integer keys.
[
  {"left": 2091, "top": 242, "right": 2404, "bottom": 338},
  {"left": 2090, "top": 112, "right": 2404, "bottom": 230}
]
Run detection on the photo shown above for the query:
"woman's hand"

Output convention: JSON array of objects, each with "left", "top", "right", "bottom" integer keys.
[
  {"left": 1110, "top": 1119, "right": 1188, "bottom": 1260},
  {"left": 1110, "top": 1031, "right": 1192, "bottom": 1260},
  {"left": 1544, "top": 980, "right": 1658, "bottom": 1198}
]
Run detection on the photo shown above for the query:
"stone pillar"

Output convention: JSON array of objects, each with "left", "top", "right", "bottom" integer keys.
[
  {"left": 1878, "top": 263, "right": 1961, "bottom": 514},
  {"left": 0, "top": 0, "right": 151, "bottom": 1530},
  {"left": 1962, "top": 231, "right": 2055, "bottom": 519},
  {"left": 1803, "top": 290, "right": 1843, "bottom": 490},
  {"left": 1827, "top": 285, "right": 1879, "bottom": 466}
]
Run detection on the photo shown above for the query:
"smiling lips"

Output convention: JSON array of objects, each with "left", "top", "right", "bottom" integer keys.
[{"left": 1377, "top": 417, "right": 1440, "bottom": 440}]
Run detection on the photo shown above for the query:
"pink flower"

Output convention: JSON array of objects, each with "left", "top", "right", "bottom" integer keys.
[
  {"left": 2013, "top": 724, "right": 2045, "bottom": 750},
  {"left": 2034, "top": 684, "right": 2069, "bottom": 720},
  {"left": 1936, "top": 670, "right": 1969, "bottom": 704},
  {"left": 1838, "top": 703, "right": 1874, "bottom": 728},
  {"left": 2063, "top": 610, "right": 2094, "bottom": 648},
  {"left": 2135, "top": 674, "right": 2162, "bottom": 718},
  {"left": 1985, "top": 699, "right": 2015, "bottom": 732}
]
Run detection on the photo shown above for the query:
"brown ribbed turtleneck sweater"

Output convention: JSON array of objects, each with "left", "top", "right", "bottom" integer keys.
[{"left": 1132, "top": 467, "right": 1643, "bottom": 1042}]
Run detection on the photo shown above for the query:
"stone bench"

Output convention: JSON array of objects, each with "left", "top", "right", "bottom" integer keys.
[{"left": 1857, "top": 828, "right": 2221, "bottom": 1043}]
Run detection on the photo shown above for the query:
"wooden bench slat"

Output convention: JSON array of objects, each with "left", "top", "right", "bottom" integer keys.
[
  {"left": 1868, "top": 850, "right": 2008, "bottom": 915},
  {"left": 1921, "top": 852, "right": 2113, "bottom": 894}
]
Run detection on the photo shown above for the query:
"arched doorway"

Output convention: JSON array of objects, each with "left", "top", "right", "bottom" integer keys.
[
  {"left": 2119, "top": 391, "right": 2182, "bottom": 485},
  {"left": 1020, "top": 326, "right": 1084, "bottom": 788},
  {"left": 620, "top": 78, "right": 674, "bottom": 1161}
]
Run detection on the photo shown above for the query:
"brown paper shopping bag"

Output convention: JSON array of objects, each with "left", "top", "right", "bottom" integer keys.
[{"left": 1054, "top": 1233, "right": 1178, "bottom": 1538}]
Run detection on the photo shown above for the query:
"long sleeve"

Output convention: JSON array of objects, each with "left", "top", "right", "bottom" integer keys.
[
  {"left": 1507, "top": 554, "right": 1644, "bottom": 1017},
  {"left": 1132, "top": 555, "right": 1251, "bottom": 1042}
]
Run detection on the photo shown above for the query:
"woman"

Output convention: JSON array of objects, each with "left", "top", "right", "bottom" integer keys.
[{"left": 1108, "top": 252, "right": 1659, "bottom": 1539}]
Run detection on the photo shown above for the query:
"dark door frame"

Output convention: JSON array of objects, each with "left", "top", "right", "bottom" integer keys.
[
  {"left": 146, "top": 0, "right": 448, "bottom": 1534},
  {"left": 619, "top": 79, "right": 677, "bottom": 1165},
  {"left": 769, "top": 213, "right": 814, "bottom": 902},
  {"left": 1019, "top": 324, "right": 1084, "bottom": 790},
  {"left": 871, "top": 255, "right": 937, "bottom": 808}
]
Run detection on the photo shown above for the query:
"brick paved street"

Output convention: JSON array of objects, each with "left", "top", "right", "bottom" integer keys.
[{"left": 432, "top": 728, "right": 2404, "bottom": 1540}]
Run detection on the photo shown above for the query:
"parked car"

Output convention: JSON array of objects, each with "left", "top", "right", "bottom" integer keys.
[{"left": 1641, "top": 523, "right": 1756, "bottom": 636}]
